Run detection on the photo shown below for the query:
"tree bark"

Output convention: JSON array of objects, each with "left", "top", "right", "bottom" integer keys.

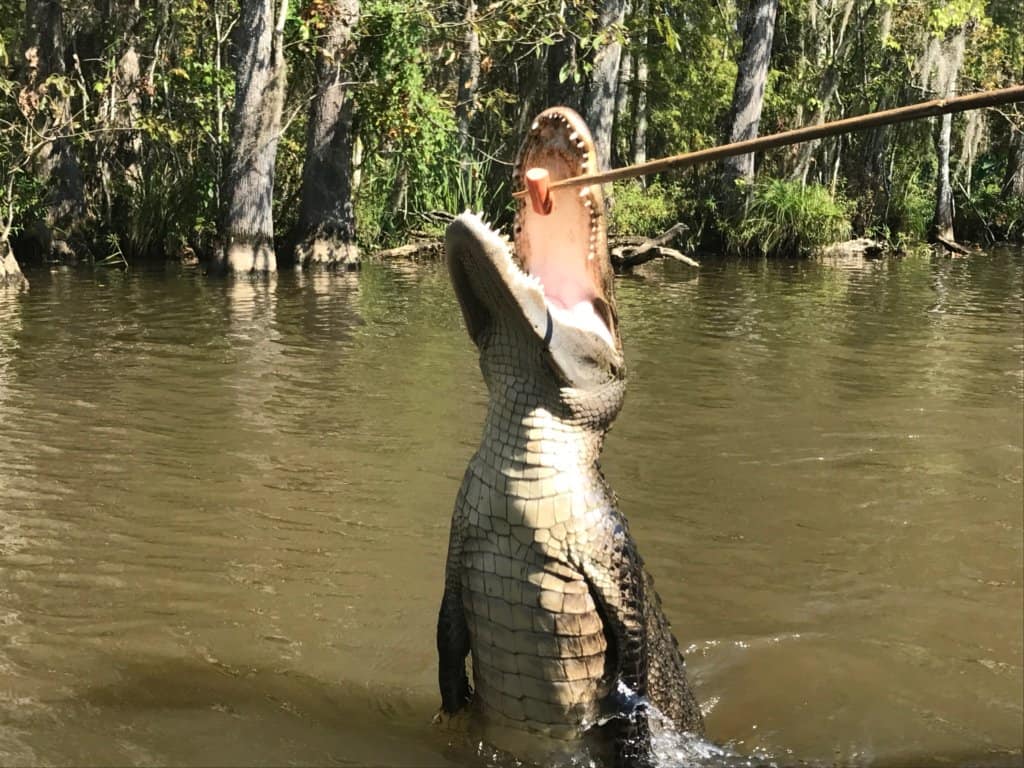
[
  {"left": 221, "top": 0, "right": 289, "bottom": 273},
  {"left": 297, "top": 0, "right": 361, "bottom": 270},
  {"left": 722, "top": 0, "right": 779, "bottom": 187},
  {"left": 584, "top": 0, "right": 628, "bottom": 171},
  {"left": 20, "top": 0, "right": 87, "bottom": 260}
]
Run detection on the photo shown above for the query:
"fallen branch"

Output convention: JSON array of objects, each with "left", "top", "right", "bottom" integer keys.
[
  {"left": 610, "top": 222, "right": 699, "bottom": 272},
  {"left": 612, "top": 245, "right": 701, "bottom": 271},
  {"left": 933, "top": 235, "right": 972, "bottom": 255}
]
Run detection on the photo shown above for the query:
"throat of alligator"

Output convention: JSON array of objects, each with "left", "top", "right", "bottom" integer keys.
[
  {"left": 516, "top": 169, "right": 615, "bottom": 350},
  {"left": 482, "top": 401, "right": 607, "bottom": 470}
]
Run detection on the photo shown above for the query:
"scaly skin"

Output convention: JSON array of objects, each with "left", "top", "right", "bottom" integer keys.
[{"left": 438, "top": 108, "right": 703, "bottom": 765}]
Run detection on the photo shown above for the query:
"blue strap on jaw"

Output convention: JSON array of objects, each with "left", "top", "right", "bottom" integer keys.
[{"left": 543, "top": 308, "right": 553, "bottom": 346}]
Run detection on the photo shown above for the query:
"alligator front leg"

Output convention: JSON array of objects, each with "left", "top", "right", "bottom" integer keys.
[
  {"left": 578, "top": 514, "right": 655, "bottom": 768},
  {"left": 437, "top": 585, "right": 471, "bottom": 713},
  {"left": 437, "top": 513, "right": 472, "bottom": 714}
]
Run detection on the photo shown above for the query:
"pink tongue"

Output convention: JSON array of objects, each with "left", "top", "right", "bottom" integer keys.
[{"left": 524, "top": 186, "right": 594, "bottom": 309}]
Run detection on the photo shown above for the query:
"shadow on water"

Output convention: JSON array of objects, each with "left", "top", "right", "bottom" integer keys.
[{"left": 28, "top": 653, "right": 470, "bottom": 767}]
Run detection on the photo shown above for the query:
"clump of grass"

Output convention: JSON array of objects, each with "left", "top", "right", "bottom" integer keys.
[
  {"left": 609, "top": 181, "right": 679, "bottom": 236},
  {"left": 729, "top": 178, "right": 851, "bottom": 256},
  {"left": 887, "top": 169, "right": 933, "bottom": 242}
]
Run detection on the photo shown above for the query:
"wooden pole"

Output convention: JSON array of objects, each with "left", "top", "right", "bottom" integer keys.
[{"left": 512, "top": 85, "right": 1024, "bottom": 198}]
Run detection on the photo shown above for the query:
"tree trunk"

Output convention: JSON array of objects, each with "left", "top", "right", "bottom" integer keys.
[
  {"left": 1002, "top": 126, "right": 1024, "bottom": 202},
  {"left": 456, "top": 1, "right": 480, "bottom": 157},
  {"left": 20, "top": 0, "right": 86, "bottom": 261},
  {"left": 98, "top": 38, "right": 145, "bottom": 235},
  {"left": 932, "top": 110, "right": 957, "bottom": 243},
  {"left": 613, "top": 46, "right": 631, "bottom": 167},
  {"left": 790, "top": 0, "right": 855, "bottom": 184},
  {"left": 221, "top": 0, "right": 289, "bottom": 273},
  {"left": 547, "top": 30, "right": 582, "bottom": 111},
  {"left": 929, "top": 23, "right": 968, "bottom": 245},
  {"left": 852, "top": 2, "right": 894, "bottom": 230},
  {"left": 454, "top": 0, "right": 481, "bottom": 208},
  {"left": 722, "top": 0, "right": 779, "bottom": 187},
  {"left": 1, "top": 241, "right": 27, "bottom": 288},
  {"left": 584, "top": 0, "right": 628, "bottom": 171},
  {"left": 631, "top": 5, "right": 649, "bottom": 171},
  {"left": 296, "top": 0, "right": 360, "bottom": 270}
]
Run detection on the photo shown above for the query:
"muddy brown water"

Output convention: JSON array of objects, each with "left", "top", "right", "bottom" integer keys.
[{"left": 0, "top": 250, "right": 1021, "bottom": 767}]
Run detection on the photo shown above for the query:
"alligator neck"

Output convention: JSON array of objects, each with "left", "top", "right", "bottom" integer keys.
[{"left": 477, "top": 397, "right": 605, "bottom": 475}]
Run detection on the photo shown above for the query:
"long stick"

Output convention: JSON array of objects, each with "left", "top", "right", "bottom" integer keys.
[{"left": 513, "top": 85, "right": 1024, "bottom": 197}]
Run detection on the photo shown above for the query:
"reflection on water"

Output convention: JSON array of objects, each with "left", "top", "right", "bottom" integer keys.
[{"left": 0, "top": 251, "right": 1021, "bottom": 767}]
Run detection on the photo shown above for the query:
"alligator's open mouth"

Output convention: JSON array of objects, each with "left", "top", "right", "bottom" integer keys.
[
  {"left": 512, "top": 108, "right": 617, "bottom": 350},
  {"left": 446, "top": 108, "right": 620, "bottom": 371}
]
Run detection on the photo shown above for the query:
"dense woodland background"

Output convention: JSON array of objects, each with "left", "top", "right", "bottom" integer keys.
[{"left": 0, "top": 0, "right": 1021, "bottom": 281}]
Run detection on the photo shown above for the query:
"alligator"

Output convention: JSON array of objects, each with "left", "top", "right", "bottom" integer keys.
[{"left": 437, "top": 107, "right": 704, "bottom": 766}]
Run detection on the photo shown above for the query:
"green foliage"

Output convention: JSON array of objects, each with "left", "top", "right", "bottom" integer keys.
[
  {"left": 929, "top": 0, "right": 986, "bottom": 34},
  {"left": 957, "top": 154, "right": 1024, "bottom": 242},
  {"left": 729, "top": 179, "right": 852, "bottom": 256},
  {"left": 642, "top": 2, "right": 737, "bottom": 162},
  {"left": 887, "top": 168, "right": 935, "bottom": 242},
  {"left": 108, "top": 153, "right": 213, "bottom": 259},
  {"left": 609, "top": 181, "right": 678, "bottom": 236},
  {"left": 355, "top": 0, "right": 461, "bottom": 239}
]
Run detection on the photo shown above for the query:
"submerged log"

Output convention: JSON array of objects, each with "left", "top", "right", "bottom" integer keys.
[
  {"left": 373, "top": 240, "right": 443, "bottom": 261},
  {"left": 933, "top": 235, "right": 973, "bottom": 256}
]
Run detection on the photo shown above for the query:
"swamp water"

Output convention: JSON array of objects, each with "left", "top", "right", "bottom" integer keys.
[{"left": 0, "top": 250, "right": 1021, "bottom": 767}]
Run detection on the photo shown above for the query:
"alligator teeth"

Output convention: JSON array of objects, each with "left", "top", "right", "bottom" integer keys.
[
  {"left": 569, "top": 131, "right": 579, "bottom": 141},
  {"left": 531, "top": 120, "right": 539, "bottom": 130}
]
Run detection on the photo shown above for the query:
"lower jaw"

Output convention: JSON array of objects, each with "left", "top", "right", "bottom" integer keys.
[{"left": 547, "top": 300, "right": 614, "bottom": 348}]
